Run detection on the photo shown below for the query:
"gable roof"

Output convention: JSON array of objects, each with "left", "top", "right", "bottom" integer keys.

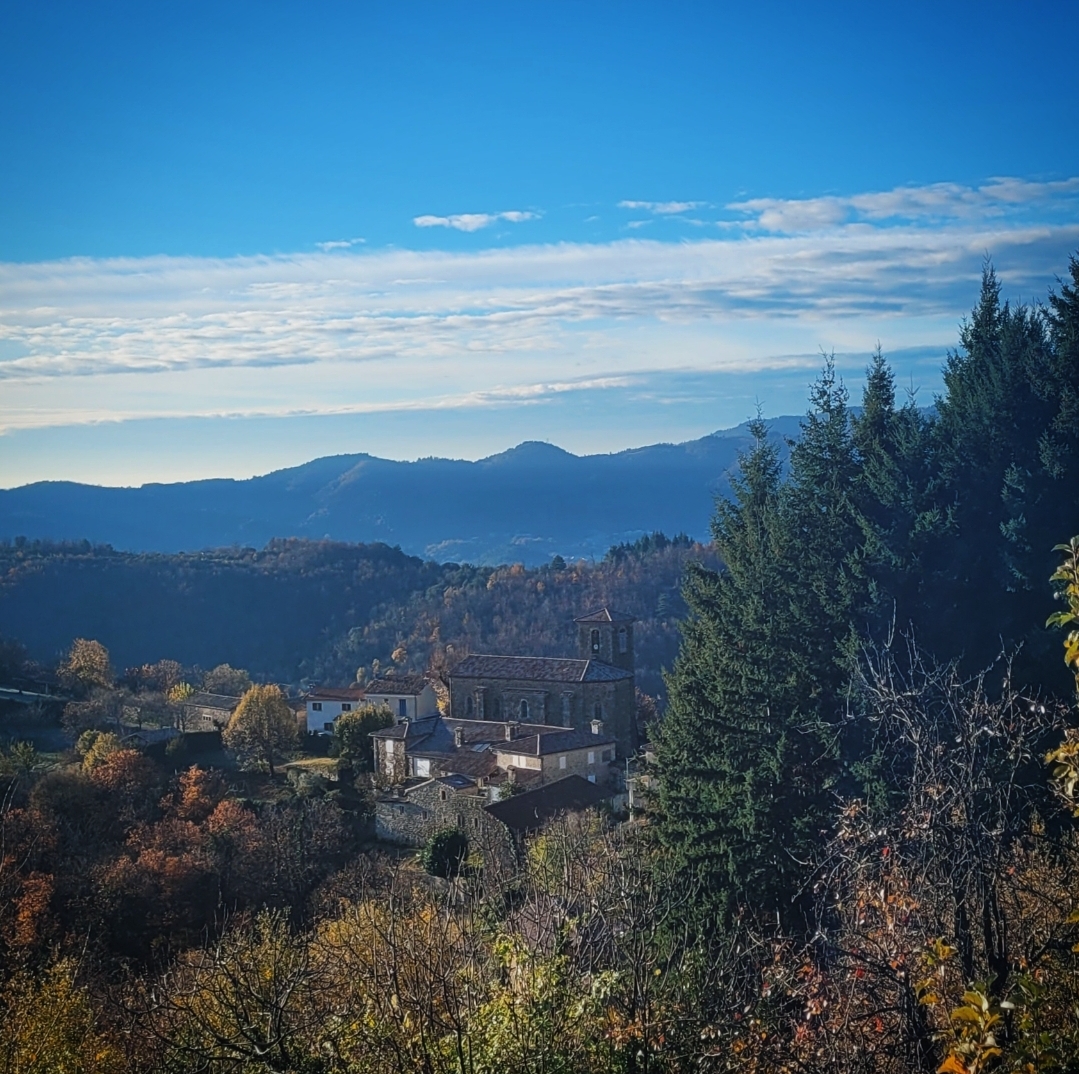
[
  {"left": 484, "top": 775, "right": 609, "bottom": 832},
  {"left": 308, "top": 686, "right": 365, "bottom": 702},
  {"left": 495, "top": 728, "right": 616, "bottom": 756},
  {"left": 364, "top": 674, "right": 430, "bottom": 697},
  {"left": 369, "top": 714, "right": 439, "bottom": 742},
  {"left": 372, "top": 715, "right": 572, "bottom": 756},
  {"left": 184, "top": 692, "right": 241, "bottom": 711},
  {"left": 573, "top": 607, "right": 636, "bottom": 624},
  {"left": 451, "top": 654, "right": 631, "bottom": 683}
]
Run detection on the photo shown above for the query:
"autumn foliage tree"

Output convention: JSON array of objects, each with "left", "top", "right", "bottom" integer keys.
[{"left": 223, "top": 684, "right": 298, "bottom": 776}]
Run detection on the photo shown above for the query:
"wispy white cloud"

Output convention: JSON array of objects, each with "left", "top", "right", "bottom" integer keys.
[
  {"left": 413, "top": 210, "right": 539, "bottom": 232},
  {"left": 619, "top": 200, "right": 704, "bottom": 214},
  {"left": 315, "top": 237, "right": 365, "bottom": 251},
  {"left": 1, "top": 176, "right": 1076, "bottom": 444},
  {"left": 729, "top": 176, "right": 1079, "bottom": 233}
]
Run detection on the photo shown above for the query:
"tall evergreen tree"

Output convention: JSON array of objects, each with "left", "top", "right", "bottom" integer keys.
[
  {"left": 657, "top": 363, "right": 872, "bottom": 926},
  {"left": 850, "top": 349, "right": 939, "bottom": 638},
  {"left": 924, "top": 261, "right": 1078, "bottom": 682}
]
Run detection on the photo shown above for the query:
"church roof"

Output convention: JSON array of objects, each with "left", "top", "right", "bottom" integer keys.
[
  {"left": 573, "top": 607, "right": 636, "bottom": 624},
  {"left": 450, "top": 654, "right": 632, "bottom": 683}
]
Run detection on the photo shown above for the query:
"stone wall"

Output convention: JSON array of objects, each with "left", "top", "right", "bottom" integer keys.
[
  {"left": 449, "top": 676, "right": 634, "bottom": 756},
  {"left": 374, "top": 780, "right": 515, "bottom": 871}
]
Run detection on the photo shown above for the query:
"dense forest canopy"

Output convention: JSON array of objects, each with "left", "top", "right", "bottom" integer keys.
[
  {"left": 0, "top": 256, "right": 1078, "bottom": 1073},
  {"left": 0, "top": 533, "right": 712, "bottom": 702}
]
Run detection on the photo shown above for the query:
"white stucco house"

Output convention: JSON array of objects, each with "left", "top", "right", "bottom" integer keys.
[
  {"left": 363, "top": 673, "right": 439, "bottom": 721},
  {"left": 305, "top": 686, "right": 366, "bottom": 733}
]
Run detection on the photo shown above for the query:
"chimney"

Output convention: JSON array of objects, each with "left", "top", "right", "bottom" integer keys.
[
  {"left": 453, "top": 726, "right": 464, "bottom": 748},
  {"left": 505, "top": 721, "right": 519, "bottom": 741},
  {"left": 591, "top": 719, "right": 603, "bottom": 736}
]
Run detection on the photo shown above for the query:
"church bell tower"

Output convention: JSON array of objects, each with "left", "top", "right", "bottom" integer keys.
[{"left": 574, "top": 608, "right": 635, "bottom": 671}]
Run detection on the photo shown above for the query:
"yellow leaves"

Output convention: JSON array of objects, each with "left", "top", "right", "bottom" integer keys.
[
  {"left": 938, "top": 1055, "right": 969, "bottom": 1074},
  {"left": 0, "top": 961, "right": 124, "bottom": 1074},
  {"left": 950, "top": 1006, "right": 984, "bottom": 1024},
  {"left": 1048, "top": 536, "right": 1079, "bottom": 690}
]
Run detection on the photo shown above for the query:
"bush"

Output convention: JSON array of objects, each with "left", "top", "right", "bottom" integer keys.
[{"left": 421, "top": 828, "right": 468, "bottom": 878}]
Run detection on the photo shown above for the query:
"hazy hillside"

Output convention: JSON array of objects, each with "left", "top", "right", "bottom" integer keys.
[{"left": 0, "top": 418, "right": 801, "bottom": 565}]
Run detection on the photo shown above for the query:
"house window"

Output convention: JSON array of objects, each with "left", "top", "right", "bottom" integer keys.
[
  {"left": 466, "top": 696, "right": 474, "bottom": 717},
  {"left": 559, "top": 755, "right": 566, "bottom": 769},
  {"left": 561, "top": 694, "right": 571, "bottom": 723},
  {"left": 591, "top": 628, "right": 600, "bottom": 653},
  {"left": 519, "top": 699, "right": 529, "bottom": 720},
  {"left": 311, "top": 702, "right": 323, "bottom": 712},
  {"left": 398, "top": 698, "right": 407, "bottom": 718},
  {"left": 594, "top": 703, "right": 602, "bottom": 720},
  {"left": 440, "top": 789, "right": 447, "bottom": 801},
  {"left": 422, "top": 810, "right": 428, "bottom": 820},
  {"left": 385, "top": 739, "right": 395, "bottom": 755},
  {"left": 618, "top": 627, "right": 628, "bottom": 654},
  {"left": 457, "top": 813, "right": 465, "bottom": 828},
  {"left": 341, "top": 702, "right": 351, "bottom": 712},
  {"left": 414, "top": 758, "right": 430, "bottom": 778},
  {"left": 588, "top": 751, "right": 595, "bottom": 764},
  {"left": 324, "top": 722, "right": 334, "bottom": 732}
]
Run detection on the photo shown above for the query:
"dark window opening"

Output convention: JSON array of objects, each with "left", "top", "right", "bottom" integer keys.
[
  {"left": 520, "top": 699, "right": 529, "bottom": 720},
  {"left": 398, "top": 698, "right": 407, "bottom": 718},
  {"left": 618, "top": 627, "right": 628, "bottom": 654},
  {"left": 466, "top": 696, "right": 474, "bottom": 717},
  {"left": 591, "top": 628, "right": 600, "bottom": 653}
]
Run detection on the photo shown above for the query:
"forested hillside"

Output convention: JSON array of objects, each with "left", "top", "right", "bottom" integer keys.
[{"left": 0, "top": 532, "right": 712, "bottom": 700}]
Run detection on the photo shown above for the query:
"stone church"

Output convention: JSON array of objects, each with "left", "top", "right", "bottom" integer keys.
[{"left": 448, "top": 608, "right": 637, "bottom": 757}]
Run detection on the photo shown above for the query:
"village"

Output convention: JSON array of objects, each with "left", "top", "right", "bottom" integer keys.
[{"left": 172, "top": 606, "right": 652, "bottom": 857}]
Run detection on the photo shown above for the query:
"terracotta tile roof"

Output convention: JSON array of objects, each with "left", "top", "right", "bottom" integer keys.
[
  {"left": 573, "top": 607, "right": 636, "bottom": 623},
  {"left": 364, "top": 674, "right": 430, "bottom": 696},
  {"left": 451, "top": 654, "right": 631, "bottom": 683},
  {"left": 484, "top": 775, "right": 609, "bottom": 832}
]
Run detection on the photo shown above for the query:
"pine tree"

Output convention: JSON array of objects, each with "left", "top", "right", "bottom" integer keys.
[
  {"left": 925, "top": 261, "right": 1075, "bottom": 681},
  {"left": 657, "top": 376, "right": 865, "bottom": 925}
]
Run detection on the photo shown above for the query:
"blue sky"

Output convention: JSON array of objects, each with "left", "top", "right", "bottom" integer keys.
[{"left": 2, "top": 1, "right": 1078, "bottom": 486}]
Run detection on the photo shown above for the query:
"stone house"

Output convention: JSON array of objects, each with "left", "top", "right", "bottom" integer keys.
[
  {"left": 181, "top": 691, "right": 241, "bottom": 732},
  {"left": 375, "top": 772, "right": 609, "bottom": 864},
  {"left": 305, "top": 686, "right": 365, "bottom": 734},
  {"left": 362, "top": 673, "right": 438, "bottom": 721},
  {"left": 370, "top": 714, "right": 616, "bottom": 790},
  {"left": 448, "top": 608, "right": 637, "bottom": 758},
  {"left": 375, "top": 773, "right": 495, "bottom": 845}
]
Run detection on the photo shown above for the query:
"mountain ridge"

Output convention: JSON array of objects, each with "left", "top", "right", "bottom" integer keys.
[{"left": 0, "top": 416, "right": 805, "bottom": 565}]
